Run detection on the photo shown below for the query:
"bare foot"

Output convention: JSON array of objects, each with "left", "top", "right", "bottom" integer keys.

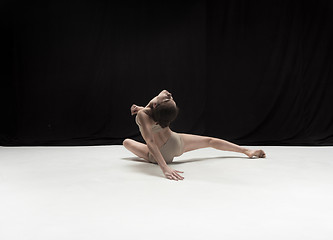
[{"left": 245, "top": 149, "right": 266, "bottom": 158}]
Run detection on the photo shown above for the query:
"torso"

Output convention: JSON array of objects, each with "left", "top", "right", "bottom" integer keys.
[
  {"left": 135, "top": 110, "right": 173, "bottom": 148},
  {"left": 152, "top": 128, "right": 172, "bottom": 148}
]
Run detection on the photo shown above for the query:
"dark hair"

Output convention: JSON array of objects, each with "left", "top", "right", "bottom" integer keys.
[{"left": 150, "top": 101, "right": 179, "bottom": 128}]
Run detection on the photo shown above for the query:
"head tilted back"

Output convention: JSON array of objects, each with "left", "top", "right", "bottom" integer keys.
[{"left": 151, "top": 101, "right": 179, "bottom": 128}]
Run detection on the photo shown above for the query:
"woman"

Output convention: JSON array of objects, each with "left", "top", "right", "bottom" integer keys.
[{"left": 123, "top": 90, "right": 266, "bottom": 181}]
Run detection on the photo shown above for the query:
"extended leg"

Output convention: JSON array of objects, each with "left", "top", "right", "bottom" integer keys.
[
  {"left": 179, "top": 134, "right": 266, "bottom": 158},
  {"left": 123, "top": 138, "right": 150, "bottom": 162}
]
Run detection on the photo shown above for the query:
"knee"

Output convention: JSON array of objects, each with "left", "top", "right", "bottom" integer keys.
[
  {"left": 122, "top": 138, "right": 132, "bottom": 148},
  {"left": 207, "top": 137, "right": 215, "bottom": 147}
]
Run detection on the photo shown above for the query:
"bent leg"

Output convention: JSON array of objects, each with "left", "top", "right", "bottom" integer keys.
[
  {"left": 179, "top": 134, "right": 266, "bottom": 158},
  {"left": 123, "top": 138, "right": 150, "bottom": 162}
]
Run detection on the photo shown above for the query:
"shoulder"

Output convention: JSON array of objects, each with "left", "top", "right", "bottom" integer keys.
[{"left": 137, "top": 108, "right": 154, "bottom": 126}]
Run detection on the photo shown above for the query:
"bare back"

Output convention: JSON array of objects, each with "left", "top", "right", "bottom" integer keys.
[{"left": 135, "top": 109, "right": 173, "bottom": 148}]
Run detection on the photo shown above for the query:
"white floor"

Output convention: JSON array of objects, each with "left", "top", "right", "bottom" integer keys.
[{"left": 0, "top": 145, "right": 332, "bottom": 240}]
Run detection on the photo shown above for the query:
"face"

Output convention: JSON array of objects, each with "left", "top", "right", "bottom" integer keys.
[{"left": 151, "top": 90, "right": 176, "bottom": 108}]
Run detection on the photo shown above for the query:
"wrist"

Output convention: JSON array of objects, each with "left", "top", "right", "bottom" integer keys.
[
  {"left": 243, "top": 148, "right": 251, "bottom": 156},
  {"left": 242, "top": 148, "right": 249, "bottom": 153},
  {"left": 160, "top": 164, "right": 168, "bottom": 170}
]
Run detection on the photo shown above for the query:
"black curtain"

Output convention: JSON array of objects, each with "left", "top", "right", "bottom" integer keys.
[{"left": 1, "top": 0, "right": 333, "bottom": 146}]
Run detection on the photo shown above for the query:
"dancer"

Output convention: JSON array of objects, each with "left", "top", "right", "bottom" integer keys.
[{"left": 123, "top": 90, "right": 266, "bottom": 181}]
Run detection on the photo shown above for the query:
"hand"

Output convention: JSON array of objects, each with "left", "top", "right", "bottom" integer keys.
[
  {"left": 162, "top": 166, "right": 184, "bottom": 181},
  {"left": 131, "top": 104, "right": 142, "bottom": 115}
]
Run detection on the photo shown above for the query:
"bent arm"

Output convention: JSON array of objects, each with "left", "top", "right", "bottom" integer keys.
[{"left": 137, "top": 111, "right": 168, "bottom": 169}]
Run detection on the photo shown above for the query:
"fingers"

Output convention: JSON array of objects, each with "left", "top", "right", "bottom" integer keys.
[
  {"left": 131, "top": 104, "right": 137, "bottom": 111},
  {"left": 166, "top": 171, "right": 184, "bottom": 181},
  {"left": 173, "top": 172, "right": 184, "bottom": 180},
  {"left": 165, "top": 172, "right": 184, "bottom": 181},
  {"left": 165, "top": 173, "right": 177, "bottom": 181},
  {"left": 130, "top": 105, "right": 138, "bottom": 115},
  {"left": 131, "top": 110, "right": 137, "bottom": 115},
  {"left": 166, "top": 174, "right": 173, "bottom": 180}
]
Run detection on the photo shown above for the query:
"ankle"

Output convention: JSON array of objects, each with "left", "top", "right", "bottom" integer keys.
[{"left": 243, "top": 148, "right": 251, "bottom": 156}]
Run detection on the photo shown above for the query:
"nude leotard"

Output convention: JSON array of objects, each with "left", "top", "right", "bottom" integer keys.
[{"left": 135, "top": 115, "right": 184, "bottom": 163}]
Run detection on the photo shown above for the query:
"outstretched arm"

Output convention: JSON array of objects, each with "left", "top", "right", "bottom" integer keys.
[{"left": 137, "top": 111, "right": 184, "bottom": 181}]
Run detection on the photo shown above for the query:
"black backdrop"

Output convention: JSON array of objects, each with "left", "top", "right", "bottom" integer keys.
[{"left": 1, "top": 0, "right": 333, "bottom": 146}]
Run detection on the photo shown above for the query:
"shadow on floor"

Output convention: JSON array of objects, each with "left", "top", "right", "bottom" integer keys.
[
  {"left": 122, "top": 157, "right": 162, "bottom": 178},
  {"left": 171, "top": 156, "right": 250, "bottom": 164},
  {"left": 122, "top": 157, "right": 151, "bottom": 163},
  {"left": 122, "top": 156, "right": 251, "bottom": 165},
  {"left": 122, "top": 156, "right": 265, "bottom": 178}
]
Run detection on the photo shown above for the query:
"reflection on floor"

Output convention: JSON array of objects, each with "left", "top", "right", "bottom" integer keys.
[{"left": 0, "top": 145, "right": 332, "bottom": 240}]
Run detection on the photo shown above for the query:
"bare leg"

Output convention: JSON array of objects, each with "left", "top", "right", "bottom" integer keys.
[
  {"left": 123, "top": 139, "right": 150, "bottom": 162},
  {"left": 179, "top": 134, "right": 266, "bottom": 158}
]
